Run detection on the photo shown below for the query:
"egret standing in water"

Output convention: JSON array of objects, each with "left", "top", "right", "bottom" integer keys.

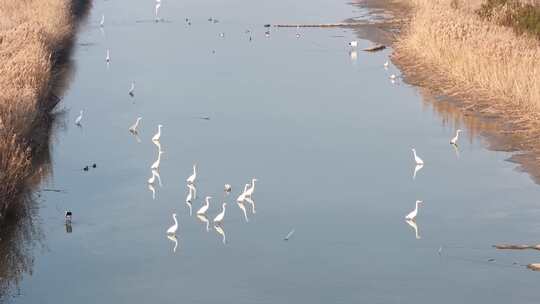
[
  {"left": 100, "top": 14, "right": 105, "bottom": 27},
  {"left": 244, "top": 178, "right": 258, "bottom": 197},
  {"left": 411, "top": 148, "right": 424, "bottom": 165},
  {"left": 129, "top": 117, "right": 142, "bottom": 134},
  {"left": 105, "top": 49, "right": 110, "bottom": 63},
  {"left": 348, "top": 40, "right": 358, "bottom": 48},
  {"left": 413, "top": 164, "right": 423, "bottom": 180},
  {"left": 384, "top": 60, "right": 389, "bottom": 69},
  {"left": 405, "top": 200, "right": 423, "bottom": 221},
  {"left": 147, "top": 170, "right": 158, "bottom": 184},
  {"left": 197, "top": 196, "right": 211, "bottom": 215},
  {"left": 152, "top": 124, "right": 162, "bottom": 142},
  {"left": 151, "top": 151, "right": 164, "bottom": 170},
  {"left": 155, "top": 0, "right": 161, "bottom": 22},
  {"left": 236, "top": 184, "right": 249, "bottom": 202},
  {"left": 213, "top": 203, "right": 227, "bottom": 223},
  {"left": 74, "top": 110, "right": 83, "bottom": 126},
  {"left": 128, "top": 81, "right": 135, "bottom": 97},
  {"left": 166, "top": 213, "right": 178, "bottom": 235},
  {"left": 450, "top": 129, "right": 462, "bottom": 145},
  {"left": 186, "top": 164, "right": 197, "bottom": 184},
  {"left": 224, "top": 184, "right": 232, "bottom": 194}
]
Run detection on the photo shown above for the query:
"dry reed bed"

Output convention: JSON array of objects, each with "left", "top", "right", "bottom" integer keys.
[
  {"left": 0, "top": 0, "right": 75, "bottom": 218},
  {"left": 392, "top": 0, "right": 540, "bottom": 180}
]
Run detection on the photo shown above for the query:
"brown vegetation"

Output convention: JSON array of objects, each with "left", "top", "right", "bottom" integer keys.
[{"left": 0, "top": 0, "right": 90, "bottom": 220}]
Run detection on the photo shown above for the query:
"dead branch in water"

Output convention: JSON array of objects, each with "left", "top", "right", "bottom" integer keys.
[
  {"left": 272, "top": 22, "right": 368, "bottom": 28},
  {"left": 362, "top": 44, "right": 386, "bottom": 52},
  {"left": 494, "top": 244, "right": 540, "bottom": 250}
]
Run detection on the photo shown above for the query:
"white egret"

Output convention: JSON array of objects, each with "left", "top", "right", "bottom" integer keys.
[
  {"left": 244, "top": 178, "right": 258, "bottom": 197},
  {"left": 151, "top": 151, "right": 164, "bottom": 170},
  {"left": 384, "top": 60, "right": 389, "bottom": 69},
  {"left": 413, "top": 164, "right": 423, "bottom": 180},
  {"left": 186, "top": 164, "right": 197, "bottom": 184},
  {"left": 237, "top": 201, "right": 249, "bottom": 222},
  {"left": 197, "top": 196, "right": 211, "bottom": 215},
  {"left": 236, "top": 183, "right": 249, "bottom": 202},
  {"left": 166, "top": 213, "right": 178, "bottom": 235},
  {"left": 348, "top": 40, "right": 358, "bottom": 47},
  {"left": 129, "top": 117, "right": 142, "bottom": 134},
  {"left": 155, "top": 2, "right": 161, "bottom": 21},
  {"left": 296, "top": 33, "right": 300, "bottom": 39},
  {"left": 405, "top": 219, "right": 421, "bottom": 239},
  {"left": 106, "top": 49, "right": 110, "bottom": 62},
  {"left": 405, "top": 200, "right": 422, "bottom": 221},
  {"left": 167, "top": 235, "right": 178, "bottom": 253},
  {"left": 128, "top": 81, "right": 135, "bottom": 97},
  {"left": 100, "top": 14, "right": 105, "bottom": 27},
  {"left": 450, "top": 129, "right": 462, "bottom": 145},
  {"left": 224, "top": 184, "right": 232, "bottom": 193},
  {"left": 152, "top": 124, "right": 163, "bottom": 142},
  {"left": 148, "top": 184, "right": 156, "bottom": 200},
  {"left": 390, "top": 74, "right": 397, "bottom": 80},
  {"left": 219, "top": 32, "right": 225, "bottom": 38},
  {"left": 213, "top": 203, "right": 227, "bottom": 223},
  {"left": 187, "top": 183, "right": 197, "bottom": 199},
  {"left": 214, "top": 224, "right": 226, "bottom": 244},
  {"left": 411, "top": 148, "right": 424, "bottom": 165},
  {"left": 197, "top": 214, "right": 210, "bottom": 232},
  {"left": 74, "top": 110, "right": 83, "bottom": 126}
]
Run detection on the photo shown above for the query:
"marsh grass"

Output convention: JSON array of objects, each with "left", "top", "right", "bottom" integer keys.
[{"left": 0, "top": 0, "right": 89, "bottom": 220}]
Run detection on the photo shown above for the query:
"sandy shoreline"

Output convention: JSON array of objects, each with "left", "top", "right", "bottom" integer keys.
[{"left": 350, "top": 0, "right": 540, "bottom": 185}]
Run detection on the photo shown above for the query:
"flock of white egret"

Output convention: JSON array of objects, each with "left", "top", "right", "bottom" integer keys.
[{"left": 72, "top": 2, "right": 467, "bottom": 246}]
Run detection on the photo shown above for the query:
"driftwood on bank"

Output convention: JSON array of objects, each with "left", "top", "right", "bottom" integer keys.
[{"left": 362, "top": 44, "right": 386, "bottom": 52}]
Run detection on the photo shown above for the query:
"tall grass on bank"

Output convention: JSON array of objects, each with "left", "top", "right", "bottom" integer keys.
[
  {"left": 477, "top": 0, "right": 540, "bottom": 39},
  {"left": 0, "top": 0, "right": 76, "bottom": 218},
  {"left": 395, "top": 0, "right": 540, "bottom": 114}
]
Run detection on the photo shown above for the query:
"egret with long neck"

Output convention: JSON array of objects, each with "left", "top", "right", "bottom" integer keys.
[
  {"left": 237, "top": 184, "right": 249, "bottom": 202},
  {"left": 411, "top": 148, "right": 424, "bottom": 165},
  {"left": 75, "top": 110, "right": 83, "bottom": 126},
  {"left": 129, "top": 117, "right": 142, "bottom": 134},
  {"left": 197, "top": 196, "right": 211, "bottom": 215},
  {"left": 213, "top": 203, "right": 227, "bottom": 223},
  {"left": 166, "top": 213, "right": 178, "bottom": 235},
  {"left": 450, "top": 129, "right": 462, "bottom": 145},
  {"left": 186, "top": 164, "right": 197, "bottom": 184},
  {"left": 151, "top": 151, "right": 164, "bottom": 170},
  {"left": 152, "top": 124, "right": 162, "bottom": 142},
  {"left": 405, "top": 200, "right": 422, "bottom": 221},
  {"left": 244, "top": 178, "right": 258, "bottom": 197}
]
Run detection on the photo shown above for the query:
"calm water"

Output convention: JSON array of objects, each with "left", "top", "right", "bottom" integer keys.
[{"left": 9, "top": 0, "right": 540, "bottom": 303}]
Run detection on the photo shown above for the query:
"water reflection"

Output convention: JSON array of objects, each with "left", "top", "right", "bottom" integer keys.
[
  {"left": 148, "top": 184, "right": 156, "bottom": 200},
  {"left": 452, "top": 143, "right": 460, "bottom": 159},
  {"left": 245, "top": 197, "right": 256, "bottom": 214},
  {"left": 412, "top": 164, "right": 423, "bottom": 180},
  {"left": 196, "top": 214, "right": 210, "bottom": 232},
  {"left": 214, "top": 224, "right": 226, "bottom": 244},
  {"left": 167, "top": 235, "right": 178, "bottom": 253},
  {"left": 237, "top": 201, "right": 249, "bottom": 223},
  {"left": 405, "top": 219, "right": 421, "bottom": 240}
]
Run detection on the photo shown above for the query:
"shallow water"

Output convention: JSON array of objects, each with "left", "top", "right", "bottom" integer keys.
[{"left": 8, "top": 0, "right": 540, "bottom": 303}]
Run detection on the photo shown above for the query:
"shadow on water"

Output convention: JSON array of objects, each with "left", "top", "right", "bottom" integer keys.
[{"left": 0, "top": 0, "right": 92, "bottom": 300}]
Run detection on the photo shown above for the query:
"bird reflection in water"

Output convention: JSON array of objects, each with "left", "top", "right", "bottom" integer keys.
[
  {"left": 65, "top": 222, "right": 73, "bottom": 233},
  {"left": 214, "top": 224, "right": 226, "bottom": 244},
  {"left": 237, "top": 201, "right": 249, "bottom": 223},
  {"left": 452, "top": 143, "right": 460, "bottom": 159},
  {"left": 167, "top": 235, "right": 178, "bottom": 253},
  {"left": 148, "top": 184, "right": 156, "bottom": 200},
  {"left": 413, "top": 164, "right": 423, "bottom": 180},
  {"left": 349, "top": 50, "right": 358, "bottom": 62},
  {"left": 196, "top": 214, "right": 210, "bottom": 232},
  {"left": 405, "top": 219, "right": 421, "bottom": 239},
  {"left": 245, "top": 197, "right": 256, "bottom": 214}
]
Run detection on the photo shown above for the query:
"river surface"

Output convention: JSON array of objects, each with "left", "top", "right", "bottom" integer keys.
[{"left": 8, "top": 0, "right": 540, "bottom": 303}]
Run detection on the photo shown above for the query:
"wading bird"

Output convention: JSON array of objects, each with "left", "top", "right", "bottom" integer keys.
[
  {"left": 384, "top": 61, "right": 389, "bottom": 69},
  {"left": 152, "top": 124, "right": 162, "bottom": 142},
  {"left": 75, "top": 110, "right": 83, "bottom": 126},
  {"left": 450, "top": 129, "right": 462, "bottom": 145},
  {"left": 405, "top": 200, "right": 422, "bottom": 221},
  {"left": 106, "top": 49, "right": 110, "bottom": 63},
  {"left": 147, "top": 170, "right": 157, "bottom": 184},
  {"left": 213, "top": 203, "right": 227, "bottom": 223},
  {"left": 348, "top": 40, "right": 358, "bottom": 47},
  {"left": 197, "top": 196, "right": 211, "bottom": 215},
  {"left": 100, "top": 14, "right": 105, "bottom": 27},
  {"left": 236, "top": 184, "right": 249, "bottom": 202},
  {"left": 244, "top": 178, "right": 258, "bottom": 197},
  {"left": 166, "top": 213, "right": 178, "bottom": 235},
  {"left": 155, "top": 1, "right": 161, "bottom": 22},
  {"left": 186, "top": 164, "right": 197, "bottom": 184},
  {"left": 224, "top": 184, "right": 232, "bottom": 193},
  {"left": 411, "top": 148, "right": 424, "bottom": 165},
  {"left": 129, "top": 117, "right": 142, "bottom": 134}
]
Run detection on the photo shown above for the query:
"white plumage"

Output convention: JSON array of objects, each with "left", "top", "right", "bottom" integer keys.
[
  {"left": 412, "top": 148, "right": 424, "bottom": 165},
  {"left": 151, "top": 151, "right": 164, "bottom": 170},
  {"left": 166, "top": 213, "right": 178, "bottom": 235},
  {"left": 74, "top": 110, "right": 83, "bottom": 126},
  {"left": 450, "top": 129, "right": 462, "bottom": 145},
  {"left": 197, "top": 196, "right": 211, "bottom": 215},
  {"left": 405, "top": 200, "right": 422, "bottom": 221},
  {"left": 186, "top": 164, "right": 197, "bottom": 184},
  {"left": 129, "top": 117, "right": 142, "bottom": 134},
  {"left": 213, "top": 203, "right": 227, "bottom": 223},
  {"left": 152, "top": 124, "right": 162, "bottom": 142},
  {"left": 348, "top": 40, "right": 358, "bottom": 47}
]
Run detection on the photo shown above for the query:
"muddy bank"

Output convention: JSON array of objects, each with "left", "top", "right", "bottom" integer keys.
[
  {"left": 349, "top": 0, "right": 540, "bottom": 185},
  {"left": 0, "top": 1, "right": 91, "bottom": 298}
]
